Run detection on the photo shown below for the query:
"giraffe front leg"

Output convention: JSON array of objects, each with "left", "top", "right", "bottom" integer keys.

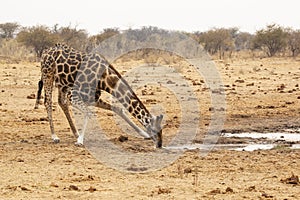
[
  {"left": 58, "top": 90, "right": 79, "bottom": 138},
  {"left": 74, "top": 111, "right": 90, "bottom": 146},
  {"left": 52, "top": 134, "right": 60, "bottom": 143},
  {"left": 119, "top": 108, "right": 151, "bottom": 139},
  {"left": 95, "top": 99, "right": 150, "bottom": 139},
  {"left": 71, "top": 97, "right": 92, "bottom": 146}
]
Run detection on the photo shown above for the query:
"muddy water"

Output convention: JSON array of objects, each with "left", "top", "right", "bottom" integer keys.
[
  {"left": 165, "top": 132, "right": 300, "bottom": 151},
  {"left": 223, "top": 132, "right": 300, "bottom": 142}
]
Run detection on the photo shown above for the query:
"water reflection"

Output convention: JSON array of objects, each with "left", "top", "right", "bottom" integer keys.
[{"left": 165, "top": 132, "right": 300, "bottom": 151}]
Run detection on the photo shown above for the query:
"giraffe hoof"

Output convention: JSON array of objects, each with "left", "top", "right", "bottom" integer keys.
[
  {"left": 75, "top": 142, "right": 84, "bottom": 147},
  {"left": 53, "top": 138, "right": 60, "bottom": 143}
]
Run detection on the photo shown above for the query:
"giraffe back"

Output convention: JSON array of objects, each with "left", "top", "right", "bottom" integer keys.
[{"left": 41, "top": 43, "right": 109, "bottom": 103}]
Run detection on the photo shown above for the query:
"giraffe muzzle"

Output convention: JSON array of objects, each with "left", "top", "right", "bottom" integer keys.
[{"left": 156, "top": 140, "right": 162, "bottom": 148}]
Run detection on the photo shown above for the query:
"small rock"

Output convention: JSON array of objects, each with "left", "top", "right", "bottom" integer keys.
[
  {"left": 145, "top": 99, "right": 156, "bottom": 104},
  {"left": 126, "top": 166, "right": 148, "bottom": 172},
  {"left": 20, "top": 139, "right": 29, "bottom": 143},
  {"left": 261, "top": 192, "right": 273, "bottom": 198},
  {"left": 277, "top": 84, "right": 285, "bottom": 91},
  {"left": 87, "top": 175, "right": 94, "bottom": 180},
  {"left": 166, "top": 80, "right": 175, "bottom": 84},
  {"left": 19, "top": 186, "right": 30, "bottom": 191},
  {"left": 157, "top": 187, "right": 171, "bottom": 194},
  {"left": 39, "top": 117, "right": 48, "bottom": 121},
  {"left": 26, "top": 94, "right": 36, "bottom": 99},
  {"left": 87, "top": 186, "right": 96, "bottom": 192},
  {"left": 6, "top": 185, "right": 17, "bottom": 191},
  {"left": 142, "top": 89, "right": 147, "bottom": 95},
  {"left": 69, "top": 185, "right": 79, "bottom": 191},
  {"left": 225, "top": 187, "right": 233, "bottom": 193},
  {"left": 245, "top": 185, "right": 256, "bottom": 192},
  {"left": 184, "top": 167, "right": 192, "bottom": 174},
  {"left": 208, "top": 188, "right": 221, "bottom": 194},
  {"left": 16, "top": 158, "right": 24, "bottom": 162},
  {"left": 118, "top": 135, "right": 128, "bottom": 142},
  {"left": 50, "top": 182, "right": 59, "bottom": 188},
  {"left": 281, "top": 174, "right": 299, "bottom": 185},
  {"left": 235, "top": 79, "right": 245, "bottom": 83},
  {"left": 285, "top": 101, "right": 294, "bottom": 105}
]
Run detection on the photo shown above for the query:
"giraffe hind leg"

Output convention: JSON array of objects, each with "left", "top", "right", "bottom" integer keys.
[
  {"left": 34, "top": 80, "right": 43, "bottom": 109},
  {"left": 43, "top": 77, "right": 60, "bottom": 143}
]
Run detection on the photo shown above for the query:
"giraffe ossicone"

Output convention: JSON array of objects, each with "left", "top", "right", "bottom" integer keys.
[{"left": 34, "top": 43, "right": 163, "bottom": 148}]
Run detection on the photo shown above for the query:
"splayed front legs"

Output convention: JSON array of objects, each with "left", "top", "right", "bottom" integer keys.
[{"left": 95, "top": 99, "right": 150, "bottom": 139}]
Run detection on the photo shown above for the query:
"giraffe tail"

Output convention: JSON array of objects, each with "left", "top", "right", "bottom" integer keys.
[{"left": 34, "top": 80, "right": 43, "bottom": 109}]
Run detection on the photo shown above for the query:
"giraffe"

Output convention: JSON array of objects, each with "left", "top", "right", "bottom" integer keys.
[{"left": 34, "top": 43, "right": 163, "bottom": 148}]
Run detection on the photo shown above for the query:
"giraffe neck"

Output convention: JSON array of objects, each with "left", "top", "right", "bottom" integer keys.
[{"left": 102, "top": 64, "right": 152, "bottom": 128}]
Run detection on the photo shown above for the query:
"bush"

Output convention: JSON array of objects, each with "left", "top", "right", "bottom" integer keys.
[
  {"left": 196, "top": 28, "right": 235, "bottom": 59},
  {"left": 87, "top": 28, "right": 119, "bottom": 52},
  {"left": 287, "top": 29, "right": 300, "bottom": 57},
  {"left": 0, "top": 22, "right": 20, "bottom": 39},
  {"left": 252, "top": 24, "right": 288, "bottom": 57},
  {"left": 53, "top": 24, "right": 88, "bottom": 52},
  {"left": 17, "top": 25, "right": 59, "bottom": 58},
  {"left": 0, "top": 39, "right": 34, "bottom": 61}
]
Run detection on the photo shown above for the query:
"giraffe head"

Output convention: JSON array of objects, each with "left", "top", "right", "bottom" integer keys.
[{"left": 147, "top": 114, "right": 163, "bottom": 148}]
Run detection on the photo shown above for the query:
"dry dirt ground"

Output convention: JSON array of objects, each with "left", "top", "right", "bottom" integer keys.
[{"left": 0, "top": 54, "right": 299, "bottom": 199}]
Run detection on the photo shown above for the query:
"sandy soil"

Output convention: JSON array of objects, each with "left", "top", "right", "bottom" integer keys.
[{"left": 0, "top": 55, "right": 299, "bottom": 199}]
